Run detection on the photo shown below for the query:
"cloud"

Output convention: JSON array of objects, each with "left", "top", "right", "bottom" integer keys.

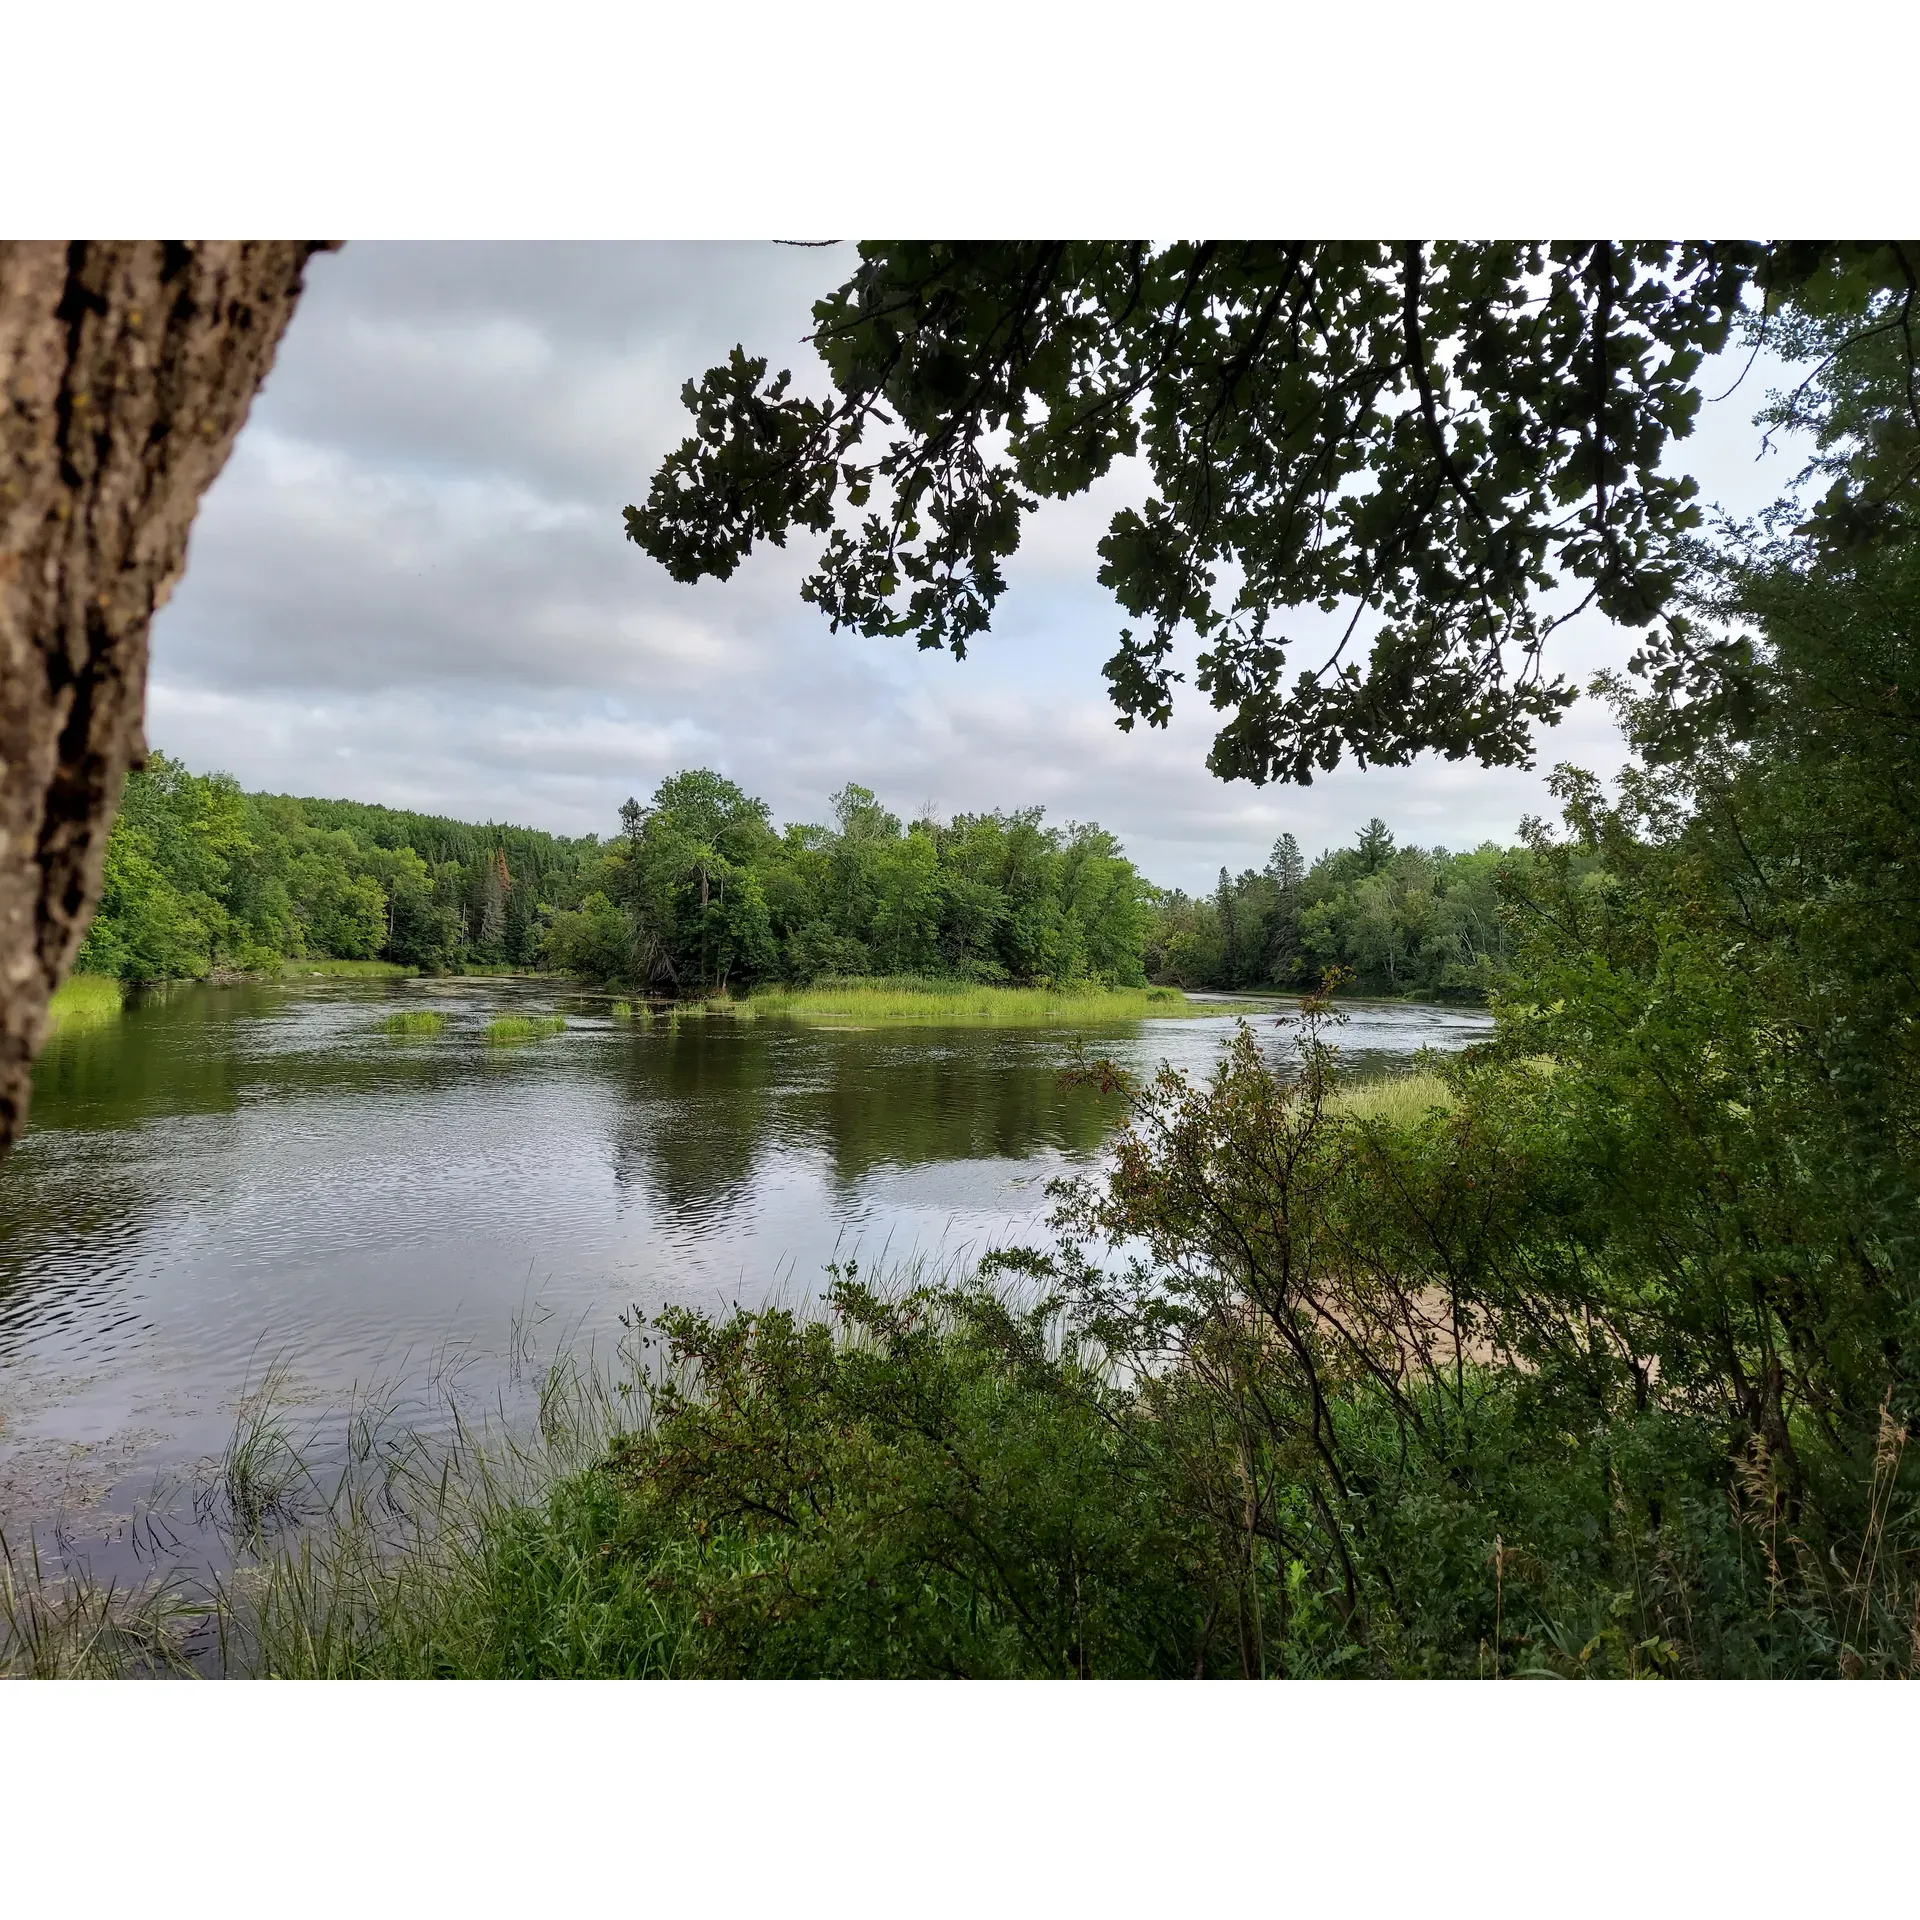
[{"left": 150, "top": 243, "right": 1809, "bottom": 891}]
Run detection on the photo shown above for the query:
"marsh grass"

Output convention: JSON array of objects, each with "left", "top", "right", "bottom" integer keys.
[
  {"left": 0, "top": 1534, "right": 202, "bottom": 1678},
  {"left": 215, "top": 1339, "right": 650, "bottom": 1678},
  {"left": 751, "top": 975, "right": 1209, "bottom": 1026},
  {"left": 1328, "top": 1071, "right": 1455, "bottom": 1128},
  {"left": 203, "top": 1361, "right": 315, "bottom": 1544},
  {"left": 485, "top": 1015, "right": 567, "bottom": 1044},
  {"left": 46, "top": 974, "right": 125, "bottom": 1033},
  {"left": 213, "top": 1254, "right": 1112, "bottom": 1679},
  {"left": 279, "top": 958, "right": 415, "bottom": 979},
  {"left": 382, "top": 1009, "right": 449, "bottom": 1037}
]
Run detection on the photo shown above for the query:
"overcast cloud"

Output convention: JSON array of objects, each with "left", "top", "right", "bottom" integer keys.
[{"left": 150, "top": 243, "right": 1809, "bottom": 891}]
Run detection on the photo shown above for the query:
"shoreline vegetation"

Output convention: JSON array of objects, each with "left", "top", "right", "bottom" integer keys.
[
  {"left": 0, "top": 1047, "right": 1464, "bottom": 1681},
  {"left": 744, "top": 977, "right": 1218, "bottom": 1024},
  {"left": 71, "top": 751, "right": 1513, "bottom": 1006},
  {"left": 45, "top": 975, "right": 126, "bottom": 1033}
]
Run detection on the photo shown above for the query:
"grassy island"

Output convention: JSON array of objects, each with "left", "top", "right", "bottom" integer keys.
[
  {"left": 748, "top": 976, "right": 1217, "bottom": 1026},
  {"left": 485, "top": 1014, "right": 567, "bottom": 1043}
]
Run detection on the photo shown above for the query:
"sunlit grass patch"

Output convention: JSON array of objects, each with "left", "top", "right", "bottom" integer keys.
[
  {"left": 281, "top": 958, "right": 415, "bottom": 979},
  {"left": 485, "top": 1015, "right": 567, "bottom": 1044},
  {"left": 1329, "top": 1071, "right": 1455, "bottom": 1128},
  {"left": 47, "top": 974, "right": 125, "bottom": 1033},
  {"left": 382, "top": 1010, "right": 449, "bottom": 1037},
  {"left": 750, "top": 976, "right": 1211, "bottom": 1026}
]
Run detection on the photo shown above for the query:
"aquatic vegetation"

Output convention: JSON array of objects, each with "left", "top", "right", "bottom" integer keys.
[
  {"left": 209, "top": 1361, "right": 312, "bottom": 1545},
  {"left": 484, "top": 1014, "right": 567, "bottom": 1044},
  {"left": 382, "top": 1009, "right": 449, "bottom": 1037},
  {"left": 46, "top": 974, "right": 125, "bottom": 1033},
  {"left": 0, "top": 1536, "right": 202, "bottom": 1678},
  {"left": 609, "top": 999, "right": 633, "bottom": 1019},
  {"left": 283, "top": 958, "right": 414, "bottom": 979},
  {"left": 750, "top": 976, "right": 1212, "bottom": 1026}
]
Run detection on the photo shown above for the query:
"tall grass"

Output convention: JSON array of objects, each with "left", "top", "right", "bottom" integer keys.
[
  {"left": 382, "top": 1009, "right": 449, "bottom": 1037},
  {"left": 1328, "top": 1071, "right": 1454, "bottom": 1128},
  {"left": 46, "top": 974, "right": 125, "bottom": 1033},
  {"left": 750, "top": 976, "right": 1209, "bottom": 1026},
  {"left": 279, "top": 958, "right": 415, "bottom": 979},
  {"left": 0, "top": 1535, "right": 202, "bottom": 1677},
  {"left": 485, "top": 1014, "right": 567, "bottom": 1044}
]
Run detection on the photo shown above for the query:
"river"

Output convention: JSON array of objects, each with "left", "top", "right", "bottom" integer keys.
[{"left": 0, "top": 977, "right": 1490, "bottom": 1587}]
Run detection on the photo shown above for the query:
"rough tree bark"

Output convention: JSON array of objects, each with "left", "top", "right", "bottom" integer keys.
[{"left": 0, "top": 240, "right": 332, "bottom": 1154}]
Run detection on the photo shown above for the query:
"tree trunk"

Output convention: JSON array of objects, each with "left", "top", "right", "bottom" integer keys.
[{"left": 0, "top": 240, "right": 331, "bottom": 1154}]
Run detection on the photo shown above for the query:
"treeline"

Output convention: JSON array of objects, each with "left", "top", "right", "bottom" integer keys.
[
  {"left": 1145, "top": 820, "right": 1520, "bottom": 997},
  {"left": 545, "top": 773, "right": 1151, "bottom": 993},
  {"left": 75, "top": 758, "right": 1158, "bottom": 992},
  {"left": 80, "top": 754, "right": 1530, "bottom": 1002},
  {"left": 76, "top": 753, "right": 598, "bottom": 979}
]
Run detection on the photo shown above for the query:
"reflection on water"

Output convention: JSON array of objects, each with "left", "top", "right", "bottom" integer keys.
[{"left": 0, "top": 978, "right": 1489, "bottom": 1580}]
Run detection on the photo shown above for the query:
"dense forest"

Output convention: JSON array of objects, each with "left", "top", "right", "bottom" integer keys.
[
  {"left": 1145, "top": 823, "right": 1518, "bottom": 996},
  {"left": 75, "top": 753, "right": 597, "bottom": 979},
  {"left": 545, "top": 773, "right": 1152, "bottom": 994},
  {"left": 81, "top": 755, "right": 1512, "bottom": 998}
]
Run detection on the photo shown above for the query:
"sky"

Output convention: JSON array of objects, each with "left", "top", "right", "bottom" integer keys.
[{"left": 149, "top": 243, "right": 1812, "bottom": 893}]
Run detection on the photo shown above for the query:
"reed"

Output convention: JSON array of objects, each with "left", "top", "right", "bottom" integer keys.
[
  {"left": 485, "top": 1014, "right": 567, "bottom": 1043},
  {"left": 749, "top": 976, "right": 1211, "bottom": 1026},
  {"left": 279, "top": 958, "right": 415, "bottom": 979},
  {"left": 46, "top": 974, "right": 125, "bottom": 1033},
  {"left": 382, "top": 1009, "right": 449, "bottom": 1037}
]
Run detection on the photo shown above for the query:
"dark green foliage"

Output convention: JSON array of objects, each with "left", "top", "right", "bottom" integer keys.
[
  {"left": 317, "top": 1274, "right": 1230, "bottom": 1680},
  {"left": 576, "top": 770, "right": 1154, "bottom": 997},
  {"left": 591, "top": 1276, "right": 1221, "bottom": 1677},
  {"left": 77, "top": 753, "right": 1507, "bottom": 1004},
  {"left": 627, "top": 241, "right": 1916, "bottom": 784},
  {"left": 75, "top": 758, "right": 598, "bottom": 981},
  {"left": 1145, "top": 820, "right": 1520, "bottom": 995}
]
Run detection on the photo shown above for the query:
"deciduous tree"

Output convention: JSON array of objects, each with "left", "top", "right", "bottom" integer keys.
[{"left": 0, "top": 240, "right": 330, "bottom": 1149}]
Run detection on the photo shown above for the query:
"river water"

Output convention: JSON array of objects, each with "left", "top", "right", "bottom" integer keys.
[{"left": 0, "top": 978, "right": 1490, "bottom": 1586}]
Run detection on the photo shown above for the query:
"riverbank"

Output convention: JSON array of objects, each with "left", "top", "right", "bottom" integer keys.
[
  {"left": 3, "top": 973, "right": 1493, "bottom": 1660},
  {"left": 747, "top": 977, "right": 1226, "bottom": 1025}
]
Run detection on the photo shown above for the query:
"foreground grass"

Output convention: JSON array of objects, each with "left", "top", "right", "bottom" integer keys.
[
  {"left": 47, "top": 974, "right": 125, "bottom": 1033},
  {"left": 750, "top": 976, "right": 1213, "bottom": 1026},
  {"left": 7, "top": 1226, "right": 1898, "bottom": 1679},
  {"left": 383, "top": 1009, "right": 449, "bottom": 1037},
  {"left": 485, "top": 1014, "right": 567, "bottom": 1043}
]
